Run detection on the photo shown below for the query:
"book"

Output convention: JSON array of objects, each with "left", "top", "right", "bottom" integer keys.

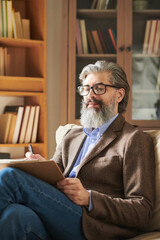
[
  {"left": 12, "top": 8, "right": 17, "bottom": 38},
  {"left": 4, "top": 47, "right": 25, "bottom": 76},
  {"left": 104, "top": 28, "right": 116, "bottom": 53},
  {"left": 97, "top": 29, "right": 109, "bottom": 53},
  {"left": 142, "top": 20, "right": 151, "bottom": 54},
  {"left": 147, "top": 19, "right": 158, "bottom": 54},
  {"left": 4, "top": 105, "right": 24, "bottom": 143},
  {"left": 80, "top": 19, "right": 88, "bottom": 54},
  {"left": 2, "top": 0, "right": 7, "bottom": 37},
  {"left": 0, "top": 113, "right": 12, "bottom": 143},
  {"left": 156, "top": 67, "right": 160, "bottom": 90},
  {"left": 153, "top": 20, "right": 160, "bottom": 55},
  {"left": 19, "top": 106, "right": 31, "bottom": 143},
  {"left": 104, "top": 0, "right": 110, "bottom": 9},
  {"left": 22, "top": 19, "right": 30, "bottom": 39},
  {"left": 7, "top": 0, "right": 13, "bottom": 38},
  {"left": 14, "top": 11, "right": 23, "bottom": 38},
  {"left": 87, "top": 30, "right": 97, "bottom": 53},
  {"left": 31, "top": 105, "right": 40, "bottom": 143},
  {"left": 107, "top": 0, "right": 117, "bottom": 9},
  {"left": 91, "top": 30, "right": 104, "bottom": 53},
  {"left": 7, "top": 113, "right": 17, "bottom": 143},
  {"left": 96, "top": 0, "right": 103, "bottom": 9},
  {"left": 0, "top": 0, "right": 2, "bottom": 37},
  {"left": 152, "top": 19, "right": 159, "bottom": 53},
  {"left": 24, "top": 106, "right": 36, "bottom": 143},
  {"left": 0, "top": 152, "right": 10, "bottom": 159},
  {"left": 0, "top": 47, "right": 4, "bottom": 75},
  {"left": 101, "top": 29, "right": 112, "bottom": 53},
  {"left": 108, "top": 28, "right": 117, "bottom": 52},
  {"left": 91, "top": 0, "right": 98, "bottom": 9},
  {"left": 0, "top": 159, "right": 64, "bottom": 186},
  {"left": 12, "top": 106, "right": 24, "bottom": 143},
  {"left": 76, "top": 19, "right": 83, "bottom": 54}
]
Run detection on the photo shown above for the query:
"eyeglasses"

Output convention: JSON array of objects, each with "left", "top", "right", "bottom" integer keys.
[{"left": 77, "top": 83, "right": 120, "bottom": 96}]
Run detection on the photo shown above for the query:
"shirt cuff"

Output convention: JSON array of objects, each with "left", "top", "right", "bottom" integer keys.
[{"left": 87, "top": 190, "right": 93, "bottom": 211}]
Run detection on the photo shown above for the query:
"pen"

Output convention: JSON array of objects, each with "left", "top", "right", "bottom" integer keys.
[{"left": 28, "top": 144, "right": 34, "bottom": 154}]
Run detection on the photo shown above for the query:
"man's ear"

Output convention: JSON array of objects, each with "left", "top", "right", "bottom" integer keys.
[{"left": 117, "top": 88, "right": 125, "bottom": 103}]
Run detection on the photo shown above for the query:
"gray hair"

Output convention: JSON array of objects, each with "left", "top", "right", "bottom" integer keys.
[{"left": 79, "top": 60, "right": 130, "bottom": 113}]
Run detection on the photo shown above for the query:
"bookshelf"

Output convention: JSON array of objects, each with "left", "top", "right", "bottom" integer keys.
[
  {"left": 61, "top": 0, "right": 160, "bottom": 129},
  {"left": 0, "top": 0, "right": 47, "bottom": 158}
]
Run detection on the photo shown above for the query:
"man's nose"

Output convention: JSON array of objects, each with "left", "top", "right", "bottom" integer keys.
[{"left": 87, "top": 87, "right": 96, "bottom": 98}]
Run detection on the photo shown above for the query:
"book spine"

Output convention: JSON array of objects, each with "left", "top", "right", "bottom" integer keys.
[
  {"left": 76, "top": 19, "right": 83, "bottom": 54},
  {"left": 104, "top": 28, "right": 116, "bottom": 53},
  {"left": 80, "top": 19, "right": 88, "bottom": 54},
  {"left": 108, "top": 28, "right": 117, "bottom": 51},
  {"left": 97, "top": 29, "right": 108, "bottom": 53},
  {"left": 91, "top": 30, "right": 104, "bottom": 53},
  {"left": 142, "top": 20, "right": 151, "bottom": 54},
  {"left": 87, "top": 30, "right": 97, "bottom": 53}
]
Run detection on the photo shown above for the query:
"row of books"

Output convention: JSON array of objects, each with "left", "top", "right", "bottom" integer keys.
[
  {"left": 0, "top": 105, "right": 40, "bottom": 144},
  {"left": 0, "top": 0, "right": 30, "bottom": 39},
  {"left": 0, "top": 47, "right": 25, "bottom": 76},
  {"left": 76, "top": 19, "right": 117, "bottom": 54},
  {"left": 91, "top": 0, "right": 117, "bottom": 9},
  {"left": 143, "top": 19, "right": 160, "bottom": 55}
]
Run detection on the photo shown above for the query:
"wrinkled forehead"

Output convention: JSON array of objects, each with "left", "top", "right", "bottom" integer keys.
[{"left": 83, "top": 72, "right": 112, "bottom": 86}]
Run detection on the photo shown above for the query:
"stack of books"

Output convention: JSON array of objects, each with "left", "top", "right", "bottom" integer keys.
[
  {"left": 142, "top": 19, "right": 160, "bottom": 55},
  {"left": 91, "top": 0, "right": 117, "bottom": 9},
  {"left": 76, "top": 19, "right": 117, "bottom": 54},
  {"left": 0, "top": 105, "right": 40, "bottom": 144},
  {"left": 0, "top": 47, "right": 25, "bottom": 76},
  {"left": 0, "top": 0, "right": 30, "bottom": 39}
]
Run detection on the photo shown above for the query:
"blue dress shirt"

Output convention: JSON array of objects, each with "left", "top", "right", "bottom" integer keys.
[{"left": 69, "top": 113, "right": 119, "bottom": 178}]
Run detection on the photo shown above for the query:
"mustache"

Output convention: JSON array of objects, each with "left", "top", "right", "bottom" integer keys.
[{"left": 83, "top": 99, "right": 103, "bottom": 107}]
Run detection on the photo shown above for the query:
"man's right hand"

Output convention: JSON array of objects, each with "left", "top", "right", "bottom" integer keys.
[{"left": 25, "top": 152, "right": 46, "bottom": 161}]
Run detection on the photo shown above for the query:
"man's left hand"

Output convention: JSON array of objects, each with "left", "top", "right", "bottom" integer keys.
[{"left": 57, "top": 178, "right": 89, "bottom": 206}]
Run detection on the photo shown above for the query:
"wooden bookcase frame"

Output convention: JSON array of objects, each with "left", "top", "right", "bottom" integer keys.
[{"left": 0, "top": 0, "right": 47, "bottom": 158}]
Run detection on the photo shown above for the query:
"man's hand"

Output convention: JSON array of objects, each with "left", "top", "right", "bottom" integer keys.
[
  {"left": 25, "top": 152, "right": 46, "bottom": 161},
  {"left": 57, "top": 178, "right": 89, "bottom": 207}
]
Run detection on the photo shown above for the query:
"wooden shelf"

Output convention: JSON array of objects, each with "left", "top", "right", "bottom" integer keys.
[
  {"left": 0, "top": 0, "right": 47, "bottom": 158},
  {"left": 0, "top": 142, "right": 44, "bottom": 148},
  {"left": 77, "top": 9, "right": 117, "bottom": 18},
  {"left": 0, "top": 37, "right": 44, "bottom": 47},
  {"left": 0, "top": 77, "right": 45, "bottom": 92},
  {"left": 77, "top": 53, "right": 116, "bottom": 58}
]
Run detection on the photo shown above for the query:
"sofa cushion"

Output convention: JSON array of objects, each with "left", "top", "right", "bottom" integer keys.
[{"left": 55, "top": 124, "right": 82, "bottom": 149}]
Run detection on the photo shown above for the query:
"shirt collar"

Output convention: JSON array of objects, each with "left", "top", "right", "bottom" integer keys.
[{"left": 83, "top": 113, "right": 119, "bottom": 137}]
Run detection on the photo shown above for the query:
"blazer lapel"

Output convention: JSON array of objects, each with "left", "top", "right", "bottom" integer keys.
[
  {"left": 75, "top": 114, "right": 125, "bottom": 176},
  {"left": 63, "top": 131, "right": 86, "bottom": 176}
]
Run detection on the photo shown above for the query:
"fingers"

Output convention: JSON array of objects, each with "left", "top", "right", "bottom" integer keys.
[
  {"left": 25, "top": 152, "right": 46, "bottom": 161},
  {"left": 57, "top": 178, "right": 89, "bottom": 206},
  {"left": 57, "top": 178, "right": 80, "bottom": 186}
]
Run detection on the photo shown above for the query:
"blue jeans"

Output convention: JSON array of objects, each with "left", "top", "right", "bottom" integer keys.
[{"left": 0, "top": 167, "right": 86, "bottom": 240}]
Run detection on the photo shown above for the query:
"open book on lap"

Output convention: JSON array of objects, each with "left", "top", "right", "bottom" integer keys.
[{"left": 0, "top": 159, "right": 64, "bottom": 186}]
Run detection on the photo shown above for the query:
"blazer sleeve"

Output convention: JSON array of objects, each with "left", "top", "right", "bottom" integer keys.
[{"left": 87, "top": 130, "right": 155, "bottom": 230}]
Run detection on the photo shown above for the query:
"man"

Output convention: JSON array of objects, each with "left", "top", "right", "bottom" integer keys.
[{"left": 0, "top": 61, "right": 155, "bottom": 240}]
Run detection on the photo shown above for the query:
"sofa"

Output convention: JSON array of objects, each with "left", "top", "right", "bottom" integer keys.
[{"left": 56, "top": 124, "right": 160, "bottom": 239}]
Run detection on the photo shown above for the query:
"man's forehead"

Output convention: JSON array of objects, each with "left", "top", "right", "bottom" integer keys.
[{"left": 84, "top": 72, "right": 111, "bottom": 84}]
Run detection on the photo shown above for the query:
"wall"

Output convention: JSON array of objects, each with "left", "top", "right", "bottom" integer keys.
[{"left": 47, "top": 0, "right": 62, "bottom": 158}]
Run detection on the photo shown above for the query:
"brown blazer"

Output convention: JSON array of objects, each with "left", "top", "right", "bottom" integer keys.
[{"left": 53, "top": 114, "right": 155, "bottom": 240}]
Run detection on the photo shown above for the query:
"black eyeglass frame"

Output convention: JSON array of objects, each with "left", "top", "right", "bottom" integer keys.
[{"left": 77, "top": 83, "right": 121, "bottom": 96}]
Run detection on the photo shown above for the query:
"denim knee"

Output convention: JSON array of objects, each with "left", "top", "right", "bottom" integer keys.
[{"left": 0, "top": 204, "right": 51, "bottom": 240}]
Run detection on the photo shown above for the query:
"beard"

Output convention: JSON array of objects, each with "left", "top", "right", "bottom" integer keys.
[{"left": 80, "top": 97, "right": 117, "bottom": 129}]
